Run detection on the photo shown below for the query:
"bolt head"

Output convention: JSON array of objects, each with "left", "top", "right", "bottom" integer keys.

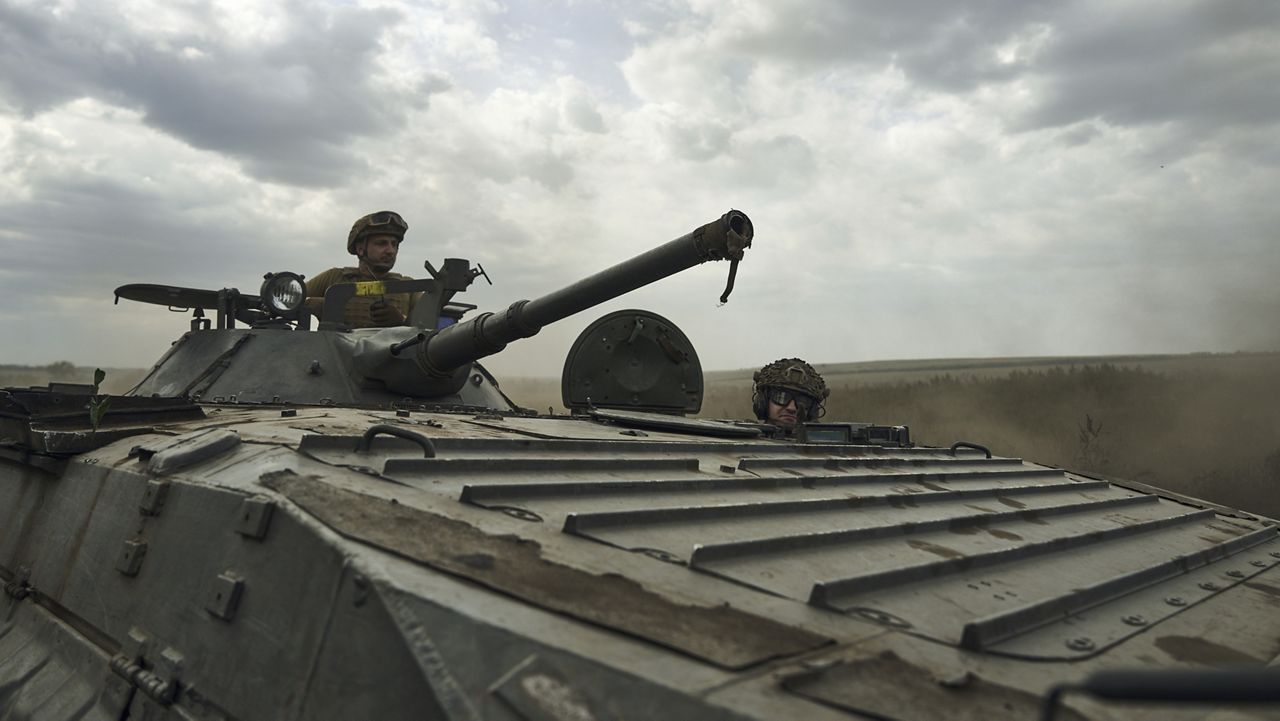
[
  {"left": 801, "top": 658, "right": 839, "bottom": 672},
  {"left": 1165, "top": 596, "right": 1187, "bottom": 607},
  {"left": 1066, "top": 637, "right": 1095, "bottom": 651}
]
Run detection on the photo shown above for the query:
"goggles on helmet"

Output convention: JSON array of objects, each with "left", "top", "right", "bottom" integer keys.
[
  {"left": 765, "top": 387, "right": 817, "bottom": 415},
  {"left": 366, "top": 211, "right": 408, "bottom": 232}
]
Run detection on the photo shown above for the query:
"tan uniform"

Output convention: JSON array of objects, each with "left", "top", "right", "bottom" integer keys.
[{"left": 305, "top": 267, "right": 417, "bottom": 328}]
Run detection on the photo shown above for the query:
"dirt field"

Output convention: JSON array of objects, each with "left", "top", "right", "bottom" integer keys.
[{"left": 7, "top": 353, "right": 1278, "bottom": 519}]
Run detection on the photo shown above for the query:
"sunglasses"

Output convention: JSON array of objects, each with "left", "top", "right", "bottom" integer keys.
[
  {"left": 766, "top": 387, "right": 817, "bottom": 414},
  {"left": 368, "top": 211, "right": 408, "bottom": 231}
]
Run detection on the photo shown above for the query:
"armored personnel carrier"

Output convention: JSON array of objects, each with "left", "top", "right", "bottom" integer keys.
[{"left": 2, "top": 210, "right": 1278, "bottom": 721}]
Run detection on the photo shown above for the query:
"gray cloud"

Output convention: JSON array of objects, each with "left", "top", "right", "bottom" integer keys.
[
  {"left": 0, "top": 0, "right": 443, "bottom": 186},
  {"left": 564, "top": 94, "right": 606, "bottom": 133},
  {"left": 681, "top": 1, "right": 1278, "bottom": 142},
  {"left": 702, "top": 0, "right": 1053, "bottom": 89},
  {"left": 520, "top": 151, "right": 575, "bottom": 190},
  {"left": 732, "top": 134, "right": 816, "bottom": 188},
  {"left": 1, "top": 170, "right": 270, "bottom": 292},
  {"left": 665, "top": 119, "right": 731, "bottom": 161},
  {"left": 1021, "top": 3, "right": 1280, "bottom": 136}
]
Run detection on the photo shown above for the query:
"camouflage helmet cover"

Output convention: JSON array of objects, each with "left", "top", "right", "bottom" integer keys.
[
  {"left": 753, "top": 357, "right": 829, "bottom": 403},
  {"left": 347, "top": 210, "right": 408, "bottom": 254}
]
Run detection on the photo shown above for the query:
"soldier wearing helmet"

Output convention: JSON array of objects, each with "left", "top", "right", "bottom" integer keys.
[
  {"left": 752, "top": 358, "right": 829, "bottom": 433},
  {"left": 304, "top": 211, "right": 418, "bottom": 327}
]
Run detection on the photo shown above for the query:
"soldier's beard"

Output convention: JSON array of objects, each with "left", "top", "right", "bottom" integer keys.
[{"left": 360, "top": 255, "right": 395, "bottom": 276}]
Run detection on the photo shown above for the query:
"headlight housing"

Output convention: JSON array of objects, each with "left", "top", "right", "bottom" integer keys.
[{"left": 260, "top": 272, "right": 306, "bottom": 317}]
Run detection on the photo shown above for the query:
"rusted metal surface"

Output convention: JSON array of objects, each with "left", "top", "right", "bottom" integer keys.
[
  {"left": 0, "top": 390, "right": 203, "bottom": 427},
  {"left": 0, "top": 390, "right": 204, "bottom": 459},
  {"left": 5, "top": 397, "right": 1280, "bottom": 720},
  {"left": 422, "top": 433, "right": 1280, "bottom": 661},
  {"left": 261, "top": 469, "right": 832, "bottom": 669},
  {"left": 783, "top": 649, "right": 1088, "bottom": 721}
]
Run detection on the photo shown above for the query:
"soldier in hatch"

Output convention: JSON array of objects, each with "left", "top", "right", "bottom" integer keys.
[
  {"left": 751, "top": 358, "right": 829, "bottom": 433},
  {"left": 304, "top": 210, "right": 418, "bottom": 327}
]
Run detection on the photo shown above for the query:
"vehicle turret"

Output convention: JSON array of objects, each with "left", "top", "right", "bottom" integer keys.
[{"left": 114, "top": 210, "right": 752, "bottom": 408}]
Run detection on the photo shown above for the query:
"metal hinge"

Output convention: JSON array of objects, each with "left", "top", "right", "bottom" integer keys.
[
  {"left": 2, "top": 566, "right": 32, "bottom": 600},
  {"left": 109, "top": 628, "right": 184, "bottom": 706}
]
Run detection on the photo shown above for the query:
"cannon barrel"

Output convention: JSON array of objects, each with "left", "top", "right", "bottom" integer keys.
[{"left": 414, "top": 210, "right": 752, "bottom": 379}]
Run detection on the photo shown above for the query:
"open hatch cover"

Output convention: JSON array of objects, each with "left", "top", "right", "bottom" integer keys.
[{"left": 589, "top": 408, "right": 762, "bottom": 438}]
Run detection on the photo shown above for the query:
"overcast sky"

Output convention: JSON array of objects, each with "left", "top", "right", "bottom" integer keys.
[{"left": 1, "top": 0, "right": 1277, "bottom": 378}]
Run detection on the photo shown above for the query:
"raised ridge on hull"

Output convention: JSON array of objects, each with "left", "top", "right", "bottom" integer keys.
[{"left": 287, "top": 426, "right": 1280, "bottom": 669}]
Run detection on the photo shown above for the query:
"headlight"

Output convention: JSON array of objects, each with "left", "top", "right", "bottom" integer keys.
[{"left": 260, "top": 272, "right": 306, "bottom": 316}]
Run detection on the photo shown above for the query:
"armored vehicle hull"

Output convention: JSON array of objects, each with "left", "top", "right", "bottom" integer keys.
[
  {"left": 3, "top": 210, "right": 1278, "bottom": 719},
  {"left": 3, "top": 399, "right": 1278, "bottom": 720}
]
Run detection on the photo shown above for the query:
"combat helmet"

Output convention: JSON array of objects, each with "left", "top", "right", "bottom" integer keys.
[
  {"left": 752, "top": 357, "right": 829, "bottom": 421},
  {"left": 347, "top": 210, "right": 408, "bottom": 254}
]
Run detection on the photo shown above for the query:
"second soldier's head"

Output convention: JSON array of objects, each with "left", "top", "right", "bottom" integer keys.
[{"left": 752, "top": 358, "right": 829, "bottom": 429}]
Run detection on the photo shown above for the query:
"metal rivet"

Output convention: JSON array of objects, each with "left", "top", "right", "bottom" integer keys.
[
  {"left": 123, "top": 627, "right": 150, "bottom": 662},
  {"left": 801, "top": 658, "right": 839, "bottom": 672},
  {"left": 205, "top": 572, "right": 244, "bottom": 621},
  {"left": 157, "top": 647, "right": 185, "bottom": 687},
  {"left": 1271, "top": 552, "right": 1280, "bottom": 559},
  {"left": 1122, "top": 615, "right": 1148, "bottom": 627},
  {"left": 850, "top": 608, "right": 913, "bottom": 630},
  {"left": 138, "top": 480, "right": 170, "bottom": 516},
  {"left": 1199, "top": 581, "right": 1220, "bottom": 591},
  {"left": 638, "top": 548, "right": 683, "bottom": 564},
  {"left": 1066, "top": 637, "right": 1095, "bottom": 651},
  {"left": 235, "top": 497, "right": 275, "bottom": 540},
  {"left": 937, "top": 671, "right": 975, "bottom": 689},
  {"left": 115, "top": 540, "right": 148, "bottom": 576},
  {"left": 352, "top": 573, "right": 369, "bottom": 608},
  {"left": 1226, "top": 570, "right": 1245, "bottom": 579},
  {"left": 1251, "top": 560, "right": 1268, "bottom": 567},
  {"left": 1165, "top": 596, "right": 1187, "bottom": 607},
  {"left": 497, "top": 507, "right": 542, "bottom": 522}
]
